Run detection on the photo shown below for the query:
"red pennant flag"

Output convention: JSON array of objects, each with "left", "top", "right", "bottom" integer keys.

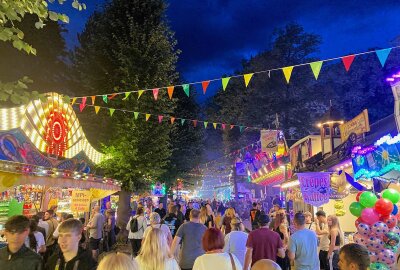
[
  {"left": 153, "top": 88, "right": 159, "bottom": 100},
  {"left": 192, "top": 120, "right": 198, "bottom": 127},
  {"left": 170, "top": 117, "right": 175, "bottom": 124},
  {"left": 230, "top": 125, "right": 234, "bottom": 129},
  {"left": 81, "top": 97, "right": 87, "bottom": 107},
  {"left": 202, "top": 81, "right": 210, "bottom": 94},
  {"left": 158, "top": 115, "right": 163, "bottom": 123},
  {"left": 342, "top": 55, "right": 355, "bottom": 72},
  {"left": 79, "top": 103, "right": 86, "bottom": 112},
  {"left": 167, "top": 86, "right": 174, "bottom": 99},
  {"left": 108, "top": 93, "right": 118, "bottom": 100},
  {"left": 221, "top": 123, "right": 226, "bottom": 130}
]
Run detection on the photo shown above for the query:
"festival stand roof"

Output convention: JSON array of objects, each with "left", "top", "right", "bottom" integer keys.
[{"left": 0, "top": 92, "right": 121, "bottom": 193}]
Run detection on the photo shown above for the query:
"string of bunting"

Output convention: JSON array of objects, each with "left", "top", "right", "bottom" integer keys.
[
  {"left": 70, "top": 46, "right": 398, "bottom": 103},
  {"left": 73, "top": 103, "right": 264, "bottom": 132}
]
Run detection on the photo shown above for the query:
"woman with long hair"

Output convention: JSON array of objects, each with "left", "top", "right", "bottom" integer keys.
[
  {"left": 136, "top": 228, "right": 179, "bottom": 270},
  {"left": 327, "top": 215, "right": 343, "bottom": 270},
  {"left": 221, "top": 208, "right": 236, "bottom": 235},
  {"left": 104, "top": 209, "right": 116, "bottom": 250},
  {"left": 200, "top": 204, "right": 215, "bottom": 228},
  {"left": 25, "top": 219, "right": 46, "bottom": 254},
  {"left": 143, "top": 212, "right": 172, "bottom": 246},
  {"left": 223, "top": 217, "right": 248, "bottom": 266},
  {"left": 193, "top": 228, "right": 242, "bottom": 270},
  {"left": 98, "top": 252, "right": 139, "bottom": 270},
  {"left": 274, "top": 210, "right": 290, "bottom": 270}
]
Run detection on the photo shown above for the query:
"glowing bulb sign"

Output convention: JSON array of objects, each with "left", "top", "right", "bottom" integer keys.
[{"left": 45, "top": 112, "right": 68, "bottom": 156}]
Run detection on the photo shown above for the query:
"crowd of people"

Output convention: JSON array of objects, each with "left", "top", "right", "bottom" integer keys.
[{"left": 0, "top": 197, "right": 397, "bottom": 270}]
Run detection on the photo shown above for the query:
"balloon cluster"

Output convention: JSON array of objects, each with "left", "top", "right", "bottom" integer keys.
[{"left": 349, "top": 188, "right": 400, "bottom": 270}]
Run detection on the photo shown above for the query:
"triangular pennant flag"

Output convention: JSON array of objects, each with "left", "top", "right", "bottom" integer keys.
[
  {"left": 243, "top": 73, "right": 254, "bottom": 87},
  {"left": 230, "top": 125, "right": 234, "bottom": 129},
  {"left": 202, "top": 81, "right": 210, "bottom": 94},
  {"left": 181, "top": 119, "right": 186, "bottom": 125},
  {"left": 182, "top": 84, "right": 190, "bottom": 97},
  {"left": 91, "top": 96, "right": 96, "bottom": 105},
  {"left": 134, "top": 112, "right": 139, "bottom": 120},
  {"left": 158, "top": 115, "right": 163, "bottom": 123},
  {"left": 167, "top": 86, "right": 174, "bottom": 99},
  {"left": 122, "top": 92, "right": 131, "bottom": 100},
  {"left": 240, "top": 126, "right": 244, "bottom": 133},
  {"left": 192, "top": 120, "right": 198, "bottom": 127},
  {"left": 268, "top": 70, "right": 271, "bottom": 78},
  {"left": 222, "top": 77, "right": 231, "bottom": 91},
  {"left": 342, "top": 55, "right": 355, "bottom": 72},
  {"left": 213, "top": 123, "right": 217, "bottom": 129},
  {"left": 309, "top": 61, "right": 323, "bottom": 80},
  {"left": 204, "top": 121, "right": 208, "bottom": 128},
  {"left": 102, "top": 95, "right": 108, "bottom": 103},
  {"left": 71, "top": 97, "right": 77, "bottom": 106},
  {"left": 153, "top": 88, "right": 159, "bottom": 100},
  {"left": 138, "top": 90, "right": 144, "bottom": 99},
  {"left": 145, "top": 114, "right": 151, "bottom": 121},
  {"left": 109, "top": 108, "right": 115, "bottom": 117},
  {"left": 94, "top": 106, "right": 100, "bottom": 114},
  {"left": 170, "top": 117, "right": 175, "bottom": 124},
  {"left": 221, "top": 123, "right": 226, "bottom": 130},
  {"left": 79, "top": 103, "right": 86, "bottom": 112},
  {"left": 376, "top": 48, "right": 391, "bottom": 67},
  {"left": 81, "top": 97, "right": 87, "bottom": 107},
  {"left": 282, "top": 66, "right": 294, "bottom": 83},
  {"left": 108, "top": 93, "right": 117, "bottom": 100}
]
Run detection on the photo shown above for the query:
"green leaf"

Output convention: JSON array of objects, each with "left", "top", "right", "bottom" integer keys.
[
  {"left": 72, "top": 1, "right": 79, "bottom": 9},
  {"left": 58, "top": 14, "right": 69, "bottom": 23},
  {"left": 12, "top": 40, "right": 23, "bottom": 50},
  {"left": 48, "top": 11, "right": 59, "bottom": 21},
  {"left": 16, "top": 30, "right": 24, "bottom": 39},
  {"left": 82, "top": 3, "right": 87, "bottom": 9},
  {"left": 35, "top": 21, "right": 45, "bottom": 29}
]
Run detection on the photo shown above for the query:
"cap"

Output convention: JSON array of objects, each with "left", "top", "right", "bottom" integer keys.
[{"left": 258, "top": 214, "right": 270, "bottom": 225}]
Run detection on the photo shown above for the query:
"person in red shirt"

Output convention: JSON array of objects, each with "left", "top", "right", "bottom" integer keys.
[{"left": 243, "top": 214, "right": 285, "bottom": 270}]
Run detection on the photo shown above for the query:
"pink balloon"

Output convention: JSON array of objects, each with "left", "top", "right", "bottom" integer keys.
[
  {"left": 353, "top": 232, "right": 368, "bottom": 245},
  {"left": 378, "top": 249, "right": 396, "bottom": 265},
  {"left": 367, "top": 236, "right": 385, "bottom": 251},
  {"left": 368, "top": 251, "right": 378, "bottom": 263},
  {"left": 357, "top": 223, "right": 371, "bottom": 236},
  {"left": 371, "top": 221, "right": 390, "bottom": 237},
  {"left": 391, "top": 226, "right": 400, "bottom": 236},
  {"left": 361, "top": 208, "right": 380, "bottom": 225}
]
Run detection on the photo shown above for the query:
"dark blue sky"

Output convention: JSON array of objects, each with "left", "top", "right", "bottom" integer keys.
[{"left": 58, "top": 0, "right": 400, "bottom": 99}]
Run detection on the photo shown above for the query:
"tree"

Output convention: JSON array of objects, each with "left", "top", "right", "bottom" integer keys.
[
  {"left": 73, "top": 0, "right": 179, "bottom": 229},
  {"left": 0, "top": 0, "right": 84, "bottom": 104}
]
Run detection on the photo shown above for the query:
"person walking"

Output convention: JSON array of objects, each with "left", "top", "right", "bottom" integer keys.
[
  {"left": 97, "top": 252, "right": 139, "bottom": 270},
  {"left": 86, "top": 205, "right": 105, "bottom": 261},
  {"left": 185, "top": 201, "right": 193, "bottom": 222},
  {"left": 223, "top": 217, "right": 248, "bottom": 266},
  {"left": 155, "top": 202, "right": 167, "bottom": 219},
  {"left": 249, "top": 203, "right": 260, "bottom": 231},
  {"left": 136, "top": 228, "right": 179, "bottom": 270},
  {"left": 315, "top": 210, "right": 330, "bottom": 270},
  {"left": 25, "top": 219, "right": 46, "bottom": 254},
  {"left": 243, "top": 214, "right": 285, "bottom": 270},
  {"left": 193, "top": 228, "right": 242, "bottom": 270},
  {"left": 126, "top": 206, "right": 147, "bottom": 257},
  {"left": 104, "top": 209, "right": 116, "bottom": 251},
  {"left": 288, "top": 212, "right": 319, "bottom": 270},
  {"left": 273, "top": 210, "right": 290, "bottom": 270},
  {"left": 221, "top": 207, "right": 236, "bottom": 235},
  {"left": 327, "top": 215, "right": 343, "bottom": 270},
  {"left": 0, "top": 215, "right": 43, "bottom": 270},
  {"left": 171, "top": 209, "right": 207, "bottom": 270},
  {"left": 143, "top": 212, "right": 172, "bottom": 245},
  {"left": 163, "top": 205, "right": 182, "bottom": 237},
  {"left": 43, "top": 209, "right": 59, "bottom": 262}
]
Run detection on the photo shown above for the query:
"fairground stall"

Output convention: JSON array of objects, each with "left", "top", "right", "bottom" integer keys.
[{"left": 0, "top": 93, "right": 121, "bottom": 226}]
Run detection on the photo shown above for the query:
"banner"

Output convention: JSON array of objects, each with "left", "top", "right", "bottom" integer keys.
[
  {"left": 71, "top": 190, "right": 91, "bottom": 212},
  {"left": 297, "top": 172, "right": 331, "bottom": 207},
  {"left": 235, "top": 162, "right": 246, "bottom": 176},
  {"left": 260, "top": 130, "right": 278, "bottom": 153},
  {"left": 339, "top": 109, "right": 370, "bottom": 141},
  {"left": 391, "top": 83, "right": 400, "bottom": 132}
]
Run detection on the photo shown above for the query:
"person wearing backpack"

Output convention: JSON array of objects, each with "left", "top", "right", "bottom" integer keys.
[{"left": 126, "top": 207, "right": 147, "bottom": 257}]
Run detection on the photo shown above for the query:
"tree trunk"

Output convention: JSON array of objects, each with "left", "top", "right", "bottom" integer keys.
[{"left": 116, "top": 190, "right": 131, "bottom": 242}]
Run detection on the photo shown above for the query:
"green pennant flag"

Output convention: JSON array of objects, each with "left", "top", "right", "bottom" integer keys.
[
  {"left": 239, "top": 126, "right": 244, "bottom": 133},
  {"left": 310, "top": 61, "right": 323, "bottom": 80},
  {"left": 134, "top": 112, "right": 139, "bottom": 119},
  {"left": 182, "top": 84, "right": 190, "bottom": 97},
  {"left": 222, "top": 77, "right": 231, "bottom": 91},
  {"left": 181, "top": 119, "right": 186, "bottom": 125},
  {"left": 204, "top": 121, "right": 208, "bottom": 128},
  {"left": 109, "top": 108, "right": 115, "bottom": 117},
  {"left": 122, "top": 92, "right": 131, "bottom": 100},
  {"left": 102, "top": 95, "right": 108, "bottom": 103}
]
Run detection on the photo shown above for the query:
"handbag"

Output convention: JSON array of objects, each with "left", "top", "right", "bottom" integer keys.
[{"left": 228, "top": 253, "right": 237, "bottom": 270}]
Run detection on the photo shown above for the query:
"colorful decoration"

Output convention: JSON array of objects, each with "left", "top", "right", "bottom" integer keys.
[
  {"left": 151, "top": 182, "right": 166, "bottom": 197},
  {"left": 297, "top": 172, "right": 331, "bottom": 207},
  {"left": 350, "top": 189, "right": 400, "bottom": 269}
]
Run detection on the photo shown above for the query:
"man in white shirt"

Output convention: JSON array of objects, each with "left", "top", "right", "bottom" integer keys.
[
  {"left": 315, "top": 210, "right": 330, "bottom": 270},
  {"left": 86, "top": 206, "right": 105, "bottom": 261},
  {"left": 304, "top": 211, "right": 316, "bottom": 232}
]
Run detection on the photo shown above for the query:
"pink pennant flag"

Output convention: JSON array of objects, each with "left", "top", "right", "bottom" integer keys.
[
  {"left": 342, "top": 55, "right": 355, "bottom": 72},
  {"left": 153, "top": 88, "right": 159, "bottom": 100},
  {"left": 79, "top": 103, "right": 86, "bottom": 112},
  {"left": 158, "top": 115, "right": 163, "bottom": 123},
  {"left": 230, "top": 125, "right": 234, "bottom": 130},
  {"left": 82, "top": 97, "right": 87, "bottom": 107},
  {"left": 202, "top": 81, "right": 210, "bottom": 94},
  {"left": 221, "top": 123, "right": 226, "bottom": 130}
]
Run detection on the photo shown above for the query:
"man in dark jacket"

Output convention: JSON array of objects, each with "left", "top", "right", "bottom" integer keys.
[
  {"left": 45, "top": 219, "right": 96, "bottom": 270},
  {"left": 0, "top": 215, "right": 43, "bottom": 270},
  {"left": 163, "top": 205, "right": 182, "bottom": 237}
]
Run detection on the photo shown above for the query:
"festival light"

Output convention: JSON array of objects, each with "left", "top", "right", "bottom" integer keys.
[{"left": 281, "top": 180, "right": 300, "bottom": 189}]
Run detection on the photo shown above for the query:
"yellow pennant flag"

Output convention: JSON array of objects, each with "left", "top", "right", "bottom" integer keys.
[
  {"left": 94, "top": 106, "right": 100, "bottom": 114},
  {"left": 71, "top": 97, "right": 77, "bottom": 105},
  {"left": 243, "top": 73, "right": 254, "bottom": 87},
  {"left": 282, "top": 66, "right": 294, "bottom": 84},
  {"left": 213, "top": 123, "right": 217, "bottom": 129},
  {"left": 138, "top": 90, "right": 144, "bottom": 99},
  {"left": 145, "top": 114, "right": 151, "bottom": 121}
]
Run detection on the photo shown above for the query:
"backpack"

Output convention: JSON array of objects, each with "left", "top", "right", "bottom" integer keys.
[{"left": 130, "top": 216, "right": 140, "bottom": 233}]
